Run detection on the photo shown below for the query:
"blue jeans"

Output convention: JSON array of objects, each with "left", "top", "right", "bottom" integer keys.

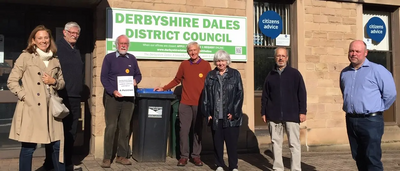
[
  {"left": 45, "top": 97, "right": 81, "bottom": 170},
  {"left": 346, "top": 115, "right": 384, "bottom": 171},
  {"left": 20, "top": 141, "right": 65, "bottom": 171}
]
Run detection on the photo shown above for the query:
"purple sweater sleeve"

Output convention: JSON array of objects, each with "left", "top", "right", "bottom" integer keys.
[{"left": 100, "top": 54, "right": 115, "bottom": 96}]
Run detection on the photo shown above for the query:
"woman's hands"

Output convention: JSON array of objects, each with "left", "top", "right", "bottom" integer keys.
[
  {"left": 208, "top": 114, "right": 234, "bottom": 122},
  {"left": 42, "top": 73, "right": 56, "bottom": 85},
  {"left": 227, "top": 113, "right": 233, "bottom": 120}
]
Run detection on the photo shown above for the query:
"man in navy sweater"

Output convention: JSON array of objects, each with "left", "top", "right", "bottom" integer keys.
[
  {"left": 43, "top": 22, "right": 83, "bottom": 171},
  {"left": 261, "top": 47, "right": 307, "bottom": 171}
]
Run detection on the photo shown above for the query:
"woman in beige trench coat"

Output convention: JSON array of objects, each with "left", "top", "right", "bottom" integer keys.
[{"left": 7, "top": 25, "right": 66, "bottom": 171}]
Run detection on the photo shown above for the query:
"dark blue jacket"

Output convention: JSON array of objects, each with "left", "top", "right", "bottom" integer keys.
[
  {"left": 261, "top": 66, "right": 307, "bottom": 123},
  {"left": 56, "top": 38, "right": 83, "bottom": 98}
]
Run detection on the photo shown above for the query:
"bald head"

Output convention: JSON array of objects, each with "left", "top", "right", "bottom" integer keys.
[
  {"left": 348, "top": 40, "right": 368, "bottom": 69},
  {"left": 349, "top": 40, "right": 367, "bottom": 51}
]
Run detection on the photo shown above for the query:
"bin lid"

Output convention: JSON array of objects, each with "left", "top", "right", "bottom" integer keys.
[
  {"left": 136, "top": 88, "right": 176, "bottom": 99},
  {"left": 137, "top": 88, "right": 173, "bottom": 94}
]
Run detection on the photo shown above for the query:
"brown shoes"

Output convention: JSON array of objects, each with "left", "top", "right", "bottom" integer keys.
[
  {"left": 177, "top": 157, "right": 203, "bottom": 166},
  {"left": 193, "top": 157, "right": 203, "bottom": 166},
  {"left": 116, "top": 156, "right": 132, "bottom": 165},
  {"left": 177, "top": 158, "right": 188, "bottom": 166},
  {"left": 101, "top": 157, "right": 131, "bottom": 168},
  {"left": 100, "top": 159, "right": 111, "bottom": 168}
]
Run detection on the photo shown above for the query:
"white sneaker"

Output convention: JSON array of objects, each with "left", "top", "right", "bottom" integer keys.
[
  {"left": 232, "top": 169, "right": 239, "bottom": 171},
  {"left": 73, "top": 165, "right": 82, "bottom": 171},
  {"left": 216, "top": 166, "right": 224, "bottom": 171}
]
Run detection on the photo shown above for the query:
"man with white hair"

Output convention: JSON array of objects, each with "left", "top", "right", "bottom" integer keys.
[
  {"left": 154, "top": 42, "right": 211, "bottom": 167},
  {"left": 43, "top": 21, "right": 84, "bottom": 171},
  {"left": 100, "top": 35, "right": 142, "bottom": 168}
]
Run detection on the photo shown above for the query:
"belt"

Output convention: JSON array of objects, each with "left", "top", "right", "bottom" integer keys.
[{"left": 346, "top": 112, "right": 383, "bottom": 118}]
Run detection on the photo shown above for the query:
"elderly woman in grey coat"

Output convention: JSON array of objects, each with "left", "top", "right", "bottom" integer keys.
[
  {"left": 7, "top": 25, "right": 65, "bottom": 171},
  {"left": 202, "top": 50, "right": 244, "bottom": 171}
]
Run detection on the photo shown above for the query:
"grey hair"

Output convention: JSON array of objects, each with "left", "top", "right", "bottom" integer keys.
[
  {"left": 213, "top": 50, "right": 231, "bottom": 66},
  {"left": 186, "top": 42, "right": 200, "bottom": 51},
  {"left": 64, "top": 22, "right": 81, "bottom": 32},
  {"left": 115, "top": 35, "right": 130, "bottom": 47},
  {"left": 274, "top": 47, "right": 288, "bottom": 57}
]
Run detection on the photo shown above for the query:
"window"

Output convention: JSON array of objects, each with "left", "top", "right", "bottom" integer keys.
[
  {"left": 0, "top": 7, "right": 27, "bottom": 150},
  {"left": 253, "top": 1, "right": 292, "bottom": 127},
  {"left": 363, "top": 9, "right": 394, "bottom": 122},
  {"left": 0, "top": 4, "right": 94, "bottom": 153},
  {"left": 253, "top": 2, "right": 291, "bottom": 90},
  {"left": 363, "top": 10, "right": 392, "bottom": 71}
]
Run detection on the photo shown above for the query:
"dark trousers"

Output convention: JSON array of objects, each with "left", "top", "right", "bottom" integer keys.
[
  {"left": 45, "top": 97, "right": 81, "bottom": 171},
  {"left": 346, "top": 115, "right": 384, "bottom": 171},
  {"left": 21, "top": 141, "right": 65, "bottom": 171},
  {"left": 179, "top": 104, "right": 203, "bottom": 159},
  {"left": 103, "top": 94, "right": 135, "bottom": 160},
  {"left": 212, "top": 120, "right": 240, "bottom": 170}
]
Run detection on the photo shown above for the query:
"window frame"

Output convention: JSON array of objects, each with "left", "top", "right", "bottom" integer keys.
[
  {"left": 362, "top": 7, "right": 395, "bottom": 122},
  {"left": 253, "top": 1, "right": 293, "bottom": 91}
]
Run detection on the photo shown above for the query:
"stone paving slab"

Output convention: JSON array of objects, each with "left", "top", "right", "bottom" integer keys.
[{"left": 2, "top": 149, "right": 400, "bottom": 171}]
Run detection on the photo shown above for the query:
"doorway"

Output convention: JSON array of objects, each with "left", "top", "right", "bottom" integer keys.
[{"left": 0, "top": 2, "right": 94, "bottom": 158}]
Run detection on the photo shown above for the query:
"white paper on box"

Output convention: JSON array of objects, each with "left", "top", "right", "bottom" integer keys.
[
  {"left": 276, "top": 34, "right": 290, "bottom": 46},
  {"left": 117, "top": 76, "right": 135, "bottom": 97}
]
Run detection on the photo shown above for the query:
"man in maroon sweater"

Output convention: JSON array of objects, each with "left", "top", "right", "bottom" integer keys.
[{"left": 154, "top": 42, "right": 211, "bottom": 166}]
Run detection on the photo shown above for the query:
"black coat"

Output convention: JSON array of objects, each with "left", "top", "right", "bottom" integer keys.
[
  {"left": 56, "top": 38, "right": 83, "bottom": 98},
  {"left": 202, "top": 67, "right": 244, "bottom": 130},
  {"left": 261, "top": 66, "right": 307, "bottom": 123}
]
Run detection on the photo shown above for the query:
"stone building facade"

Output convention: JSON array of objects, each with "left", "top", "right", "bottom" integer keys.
[
  {"left": 0, "top": 0, "right": 399, "bottom": 159},
  {"left": 90, "top": 0, "right": 255, "bottom": 158},
  {"left": 297, "top": 0, "right": 400, "bottom": 147}
]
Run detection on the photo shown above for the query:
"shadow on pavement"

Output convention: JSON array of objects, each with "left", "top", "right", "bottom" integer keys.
[
  {"left": 238, "top": 114, "right": 274, "bottom": 170},
  {"left": 264, "top": 149, "right": 317, "bottom": 171},
  {"left": 240, "top": 152, "right": 273, "bottom": 171},
  {"left": 201, "top": 153, "right": 218, "bottom": 170}
]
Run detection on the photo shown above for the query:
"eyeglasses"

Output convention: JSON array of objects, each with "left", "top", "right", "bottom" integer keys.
[
  {"left": 66, "top": 30, "right": 80, "bottom": 36},
  {"left": 275, "top": 55, "right": 287, "bottom": 58}
]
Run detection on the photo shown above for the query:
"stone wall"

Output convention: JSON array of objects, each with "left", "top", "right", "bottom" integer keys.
[
  {"left": 298, "top": 0, "right": 400, "bottom": 147},
  {"left": 298, "top": 0, "right": 361, "bottom": 146}
]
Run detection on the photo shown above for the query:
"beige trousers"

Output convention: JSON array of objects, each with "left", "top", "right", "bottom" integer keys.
[{"left": 268, "top": 121, "right": 301, "bottom": 171}]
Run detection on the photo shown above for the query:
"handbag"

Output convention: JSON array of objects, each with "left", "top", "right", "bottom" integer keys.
[{"left": 49, "top": 86, "right": 69, "bottom": 119}]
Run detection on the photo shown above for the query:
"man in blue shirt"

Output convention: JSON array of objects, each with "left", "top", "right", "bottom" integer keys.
[
  {"left": 340, "top": 40, "right": 396, "bottom": 171},
  {"left": 100, "top": 35, "right": 142, "bottom": 168}
]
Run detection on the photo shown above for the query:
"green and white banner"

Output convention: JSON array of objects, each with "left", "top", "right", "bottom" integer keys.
[{"left": 106, "top": 8, "right": 247, "bottom": 61}]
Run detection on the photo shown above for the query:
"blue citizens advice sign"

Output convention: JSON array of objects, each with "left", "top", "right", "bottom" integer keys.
[
  {"left": 258, "top": 11, "right": 282, "bottom": 39},
  {"left": 366, "top": 17, "right": 386, "bottom": 43}
]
